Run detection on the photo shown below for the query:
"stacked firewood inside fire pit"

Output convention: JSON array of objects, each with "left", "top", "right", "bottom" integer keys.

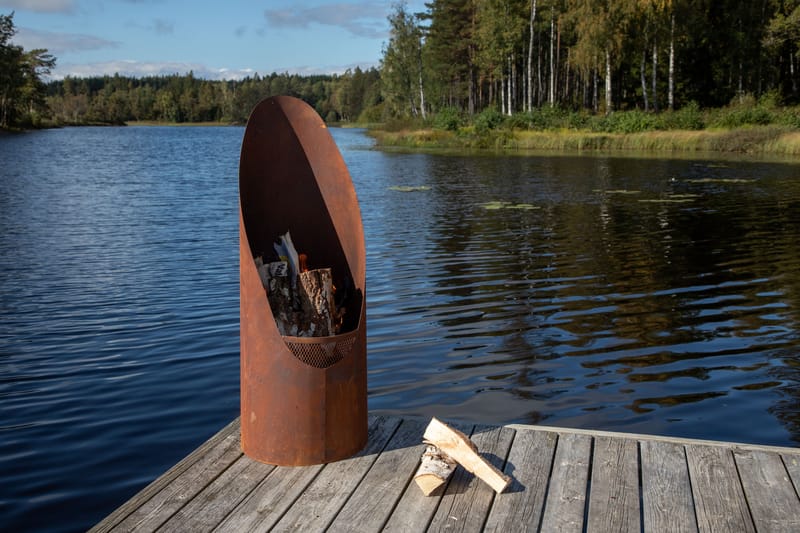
[{"left": 254, "top": 231, "right": 345, "bottom": 337}]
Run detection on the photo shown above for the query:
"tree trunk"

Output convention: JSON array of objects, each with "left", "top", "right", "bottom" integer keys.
[
  {"left": 418, "top": 36, "right": 426, "bottom": 120},
  {"left": 549, "top": 9, "right": 555, "bottom": 106},
  {"left": 652, "top": 40, "right": 659, "bottom": 112},
  {"left": 668, "top": 13, "right": 675, "bottom": 111},
  {"left": 641, "top": 46, "right": 649, "bottom": 111},
  {"left": 527, "top": 0, "right": 537, "bottom": 112},
  {"left": 605, "top": 48, "right": 612, "bottom": 114},
  {"left": 537, "top": 28, "right": 543, "bottom": 106}
]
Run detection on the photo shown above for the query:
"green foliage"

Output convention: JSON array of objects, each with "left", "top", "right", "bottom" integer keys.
[
  {"left": 381, "top": 2, "right": 424, "bottom": 118},
  {"left": 434, "top": 107, "right": 463, "bottom": 131},
  {"left": 1, "top": 12, "right": 55, "bottom": 129},
  {"left": 660, "top": 102, "right": 705, "bottom": 131},
  {"left": 474, "top": 107, "right": 504, "bottom": 133},
  {"left": 592, "top": 110, "right": 661, "bottom": 134},
  {"left": 357, "top": 102, "right": 386, "bottom": 124},
  {"left": 709, "top": 95, "right": 775, "bottom": 128}
]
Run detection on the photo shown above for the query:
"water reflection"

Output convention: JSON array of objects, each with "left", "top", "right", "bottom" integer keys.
[{"left": 357, "top": 142, "right": 800, "bottom": 446}]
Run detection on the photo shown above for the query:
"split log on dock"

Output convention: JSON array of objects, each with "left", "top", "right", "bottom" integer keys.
[
  {"left": 414, "top": 445, "right": 457, "bottom": 496},
  {"left": 422, "top": 417, "right": 511, "bottom": 494}
]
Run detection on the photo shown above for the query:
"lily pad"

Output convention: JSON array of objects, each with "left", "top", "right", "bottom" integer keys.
[
  {"left": 389, "top": 185, "right": 431, "bottom": 192},
  {"left": 593, "top": 189, "right": 642, "bottom": 195},
  {"left": 482, "top": 201, "right": 540, "bottom": 210},
  {"left": 638, "top": 198, "right": 696, "bottom": 204},
  {"left": 685, "top": 178, "right": 753, "bottom": 184}
]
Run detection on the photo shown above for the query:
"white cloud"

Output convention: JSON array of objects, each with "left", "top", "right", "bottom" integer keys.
[
  {"left": 0, "top": 0, "right": 74, "bottom": 13},
  {"left": 264, "top": 1, "right": 390, "bottom": 39},
  {"left": 14, "top": 27, "right": 118, "bottom": 54},
  {"left": 49, "top": 60, "right": 250, "bottom": 80}
]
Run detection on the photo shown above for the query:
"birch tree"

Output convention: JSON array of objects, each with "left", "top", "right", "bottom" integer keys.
[{"left": 381, "top": 2, "right": 426, "bottom": 117}]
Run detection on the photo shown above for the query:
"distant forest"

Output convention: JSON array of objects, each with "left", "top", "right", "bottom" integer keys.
[
  {"left": 5, "top": 1, "right": 800, "bottom": 129},
  {"left": 45, "top": 69, "right": 381, "bottom": 126}
]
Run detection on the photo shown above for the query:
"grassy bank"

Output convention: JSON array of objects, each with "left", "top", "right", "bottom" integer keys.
[
  {"left": 370, "top": 126, "right": 800, "bottom": 157},
  {"left": 369, "top": 100, "right": 800, "bottom": 157}
]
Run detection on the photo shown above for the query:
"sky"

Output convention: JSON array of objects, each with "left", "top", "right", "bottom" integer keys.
[{"left": 3, "top": 0, "right": 428, "bottom": 80}]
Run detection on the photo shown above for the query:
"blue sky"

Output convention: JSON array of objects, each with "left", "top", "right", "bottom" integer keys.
[{"left": 3, "top": 0, "right": 427, "bottom": 80}]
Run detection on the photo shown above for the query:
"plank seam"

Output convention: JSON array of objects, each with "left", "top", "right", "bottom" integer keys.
[
  {"left": 637, "top": 441, "right": 645, "bottom": 533},
  {"left": 478, "top": 427, "right": 516, "bottom": 532},
  {"left": 146, "top": 451, "right": 246, "bottom": 532},
  {"left": 211, "top": 460, "right": 282, "bottom": 531},
  {"left": 680, "top": 444, "right": 701, "bottom": 531},
  {"left": 376, "top": 419, "right": 431, "bottom": 532},
  {"left": 780, "top": 455, "right": 800, "bottom": 501},
  {"left": 534, "top": 432, "right": 560, "bottom": 533},
  {"left": 424, "top": 423, "right": 479, "bottom": 531},
  {"left": 581, "top": 435, "right": 595, "bottom": 533},
  {"left": 319, "top": 416, "right": 404, "bottom": 531}
]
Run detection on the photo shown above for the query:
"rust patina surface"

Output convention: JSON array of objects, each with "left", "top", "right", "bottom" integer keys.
[{"left": 239, "top": 96, "right": 367, "bottom": 465}]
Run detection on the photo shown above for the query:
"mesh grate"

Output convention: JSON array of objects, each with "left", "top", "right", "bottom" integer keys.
[{"left": 283, "top": 331, "right": 357, "bottom": 369}]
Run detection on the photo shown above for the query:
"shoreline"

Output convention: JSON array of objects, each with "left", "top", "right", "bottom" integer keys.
[{"left": 368, "top": 125, "right": 800, "bottom": 161}]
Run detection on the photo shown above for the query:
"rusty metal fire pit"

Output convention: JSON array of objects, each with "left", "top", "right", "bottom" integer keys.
[{"left": 239, "top": 96, "right": 367, "bottom": 466}]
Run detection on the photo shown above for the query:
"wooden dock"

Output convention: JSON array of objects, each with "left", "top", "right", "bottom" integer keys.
[{"left": 91, "top": 415, "right": 800, "bottom": 532}]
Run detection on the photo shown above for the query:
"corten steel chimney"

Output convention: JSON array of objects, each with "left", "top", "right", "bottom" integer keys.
[{"left": 238, "top": 96, "right": 367, "bottom": 465}]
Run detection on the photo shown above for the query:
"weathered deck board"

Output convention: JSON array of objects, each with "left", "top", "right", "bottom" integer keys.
[
  {"left": 734, "top": 448, "right": 800, "bottom": 532},
  {"left": 538, "top": 432, "right": 592, "bottom": 533},
  {"left": 686, "top": 445, "right": 753, "bottom": 533},
  {"left": 586, "top": 436, "right": 640, "bottom": 533},
  {"left": 92, "top": 415, "right": 800, "bottom": 532},
  {"left": 326, "top": 418, "right": 426, "bottom": 533},
  {"left": 271, "top": 415, "right": 401, "bottom": 532},
  {"left": 641, "top": 440, "right": 697, "bottom": 533},
  {"left": 483, "top": 429, "right": 557, "bottom": 532}
]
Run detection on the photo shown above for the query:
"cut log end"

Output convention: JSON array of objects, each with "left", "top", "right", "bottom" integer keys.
[{"left": 414, "top": 445, "right": 457, "bottom": 496}]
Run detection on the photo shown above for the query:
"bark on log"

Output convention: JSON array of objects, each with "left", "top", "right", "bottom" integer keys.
[
  {"left": 257, "top": 254, "right": 338, "bottom": 337},
  {"left": 296, "top": 267, "right": 335, "bottom": 337},
  {"left": 422, "top": 417, "right": 511, "bottom": 494},
  {"left": 414, "top": 445, "right": 457, "bottom": 496}
]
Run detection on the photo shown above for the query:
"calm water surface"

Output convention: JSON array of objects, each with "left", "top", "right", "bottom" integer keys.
[{"left": 1, "top": 126, "right": 799, "bottom": 531}]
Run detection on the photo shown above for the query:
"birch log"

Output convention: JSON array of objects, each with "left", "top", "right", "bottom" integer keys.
[
  {"left": 414, "top": 445, "right": 457, "bottom": 496},
  {"left": 296, "top": 267, "right": 335, "bottom": 336},
  {"left": 422, "top": 417, "right": 511, "bottom": 494}
]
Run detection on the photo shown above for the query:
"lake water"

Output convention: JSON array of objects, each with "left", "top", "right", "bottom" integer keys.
[{"left": 1, "top": 125, "right": 799, "bottom": 532}]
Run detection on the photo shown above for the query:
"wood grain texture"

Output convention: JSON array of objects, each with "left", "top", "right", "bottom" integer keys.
[
  {"left": 538, "top": 432, "right": 592, "bottom": 533},
  {"left": 640, "top": 440, "right": 697, "bottom": 533},
  {"left": 214, "top": 463, "right": 324, "bottom": 532},
  {"left": 158, "top": 456, "right": 274, "bottom": 533},
  {"left": 483, "top": 428, "right": 557, "bottom": 533},
  {"left": 686, "top": 444, "right": 754, "bottom": 533},
  {"left": 784, "top": 453, "right": 800, "bottom": 495},
  {"left": 382, "top": 422, "right": 475, "bottom": 532},
  {"left": 327, "top": 418, "right": 427, "bottom": 533},
  {"left": 270, "top": 415, "right": 401, "bottom": 532},
  {"left": 734, "top": 448, "right": 800, "bottom": 532},
  {"left": 90, "top": 416, "right": 800, "bottom": 533},
  {"left": 427, "top": 425, "right": 515, "bottom": 533},
  {"left": 586, "top": 436, "right": 641, "bottom": 533}
]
